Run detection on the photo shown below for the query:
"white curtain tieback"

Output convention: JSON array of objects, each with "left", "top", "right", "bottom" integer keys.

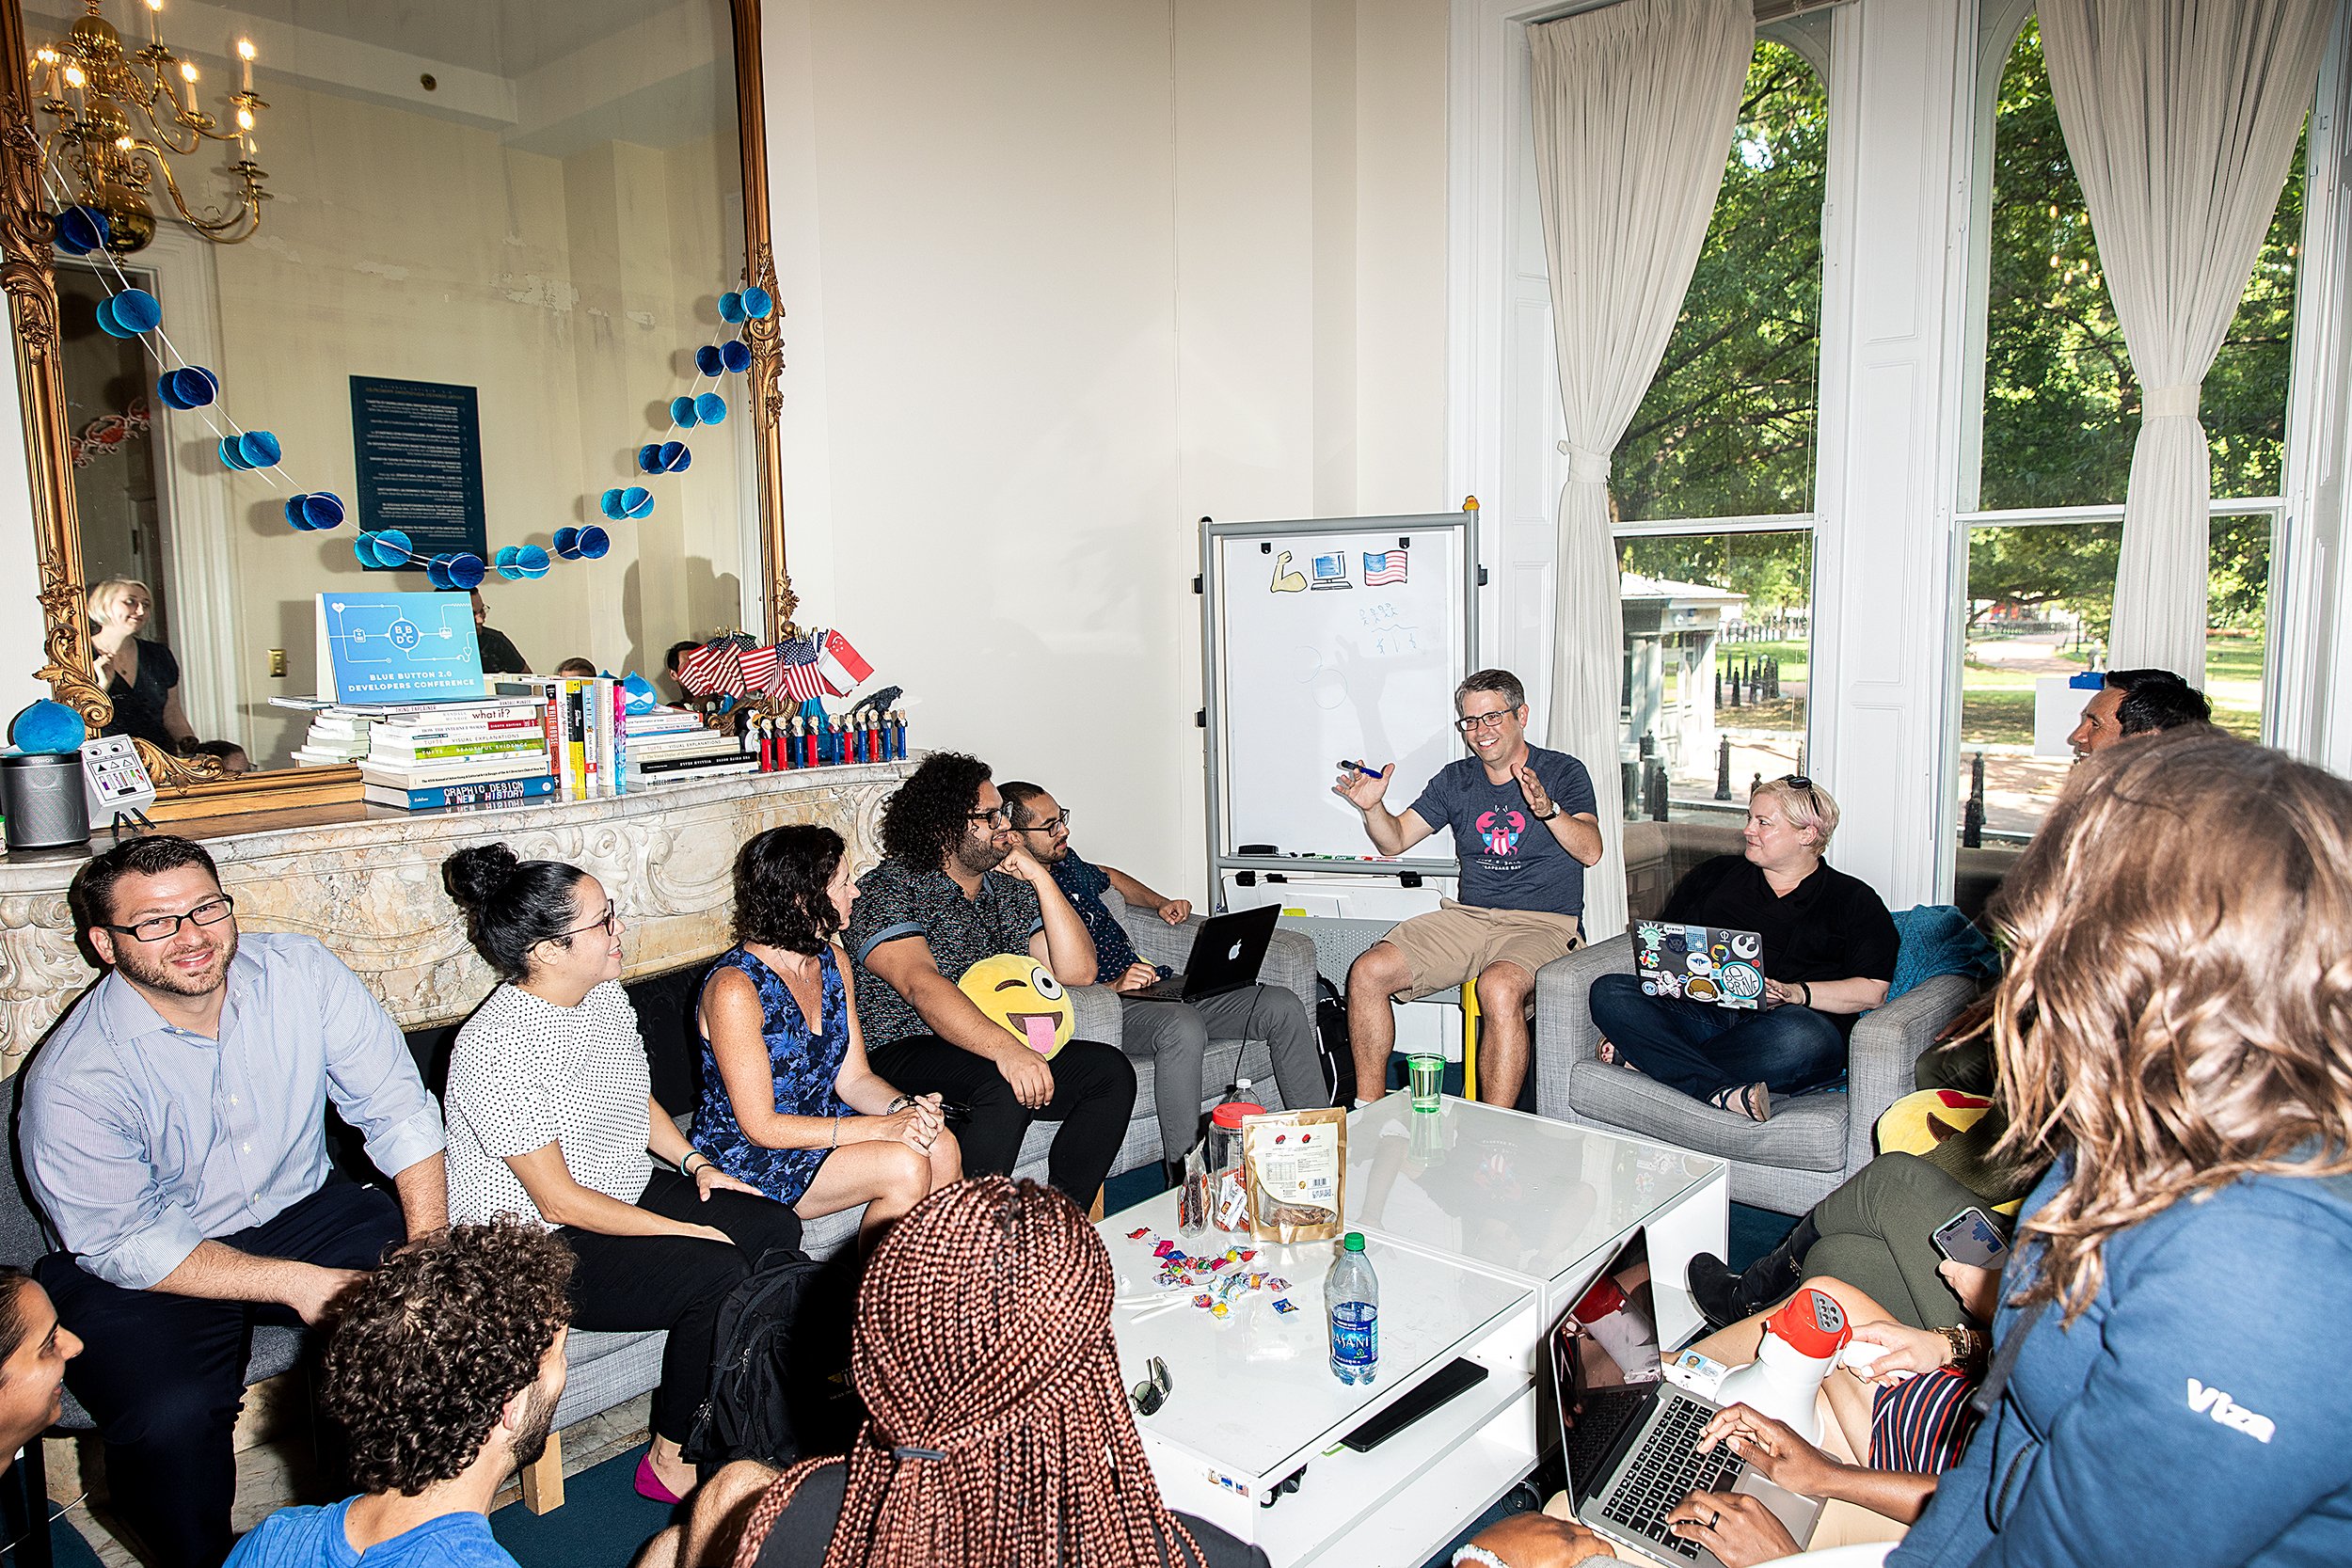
[
  {"left": 2143, "top": 382, "right": 2201, "bottom": 420},
  {"left": 1558, "top": 438, "right": 1612, "bottom": 484}
]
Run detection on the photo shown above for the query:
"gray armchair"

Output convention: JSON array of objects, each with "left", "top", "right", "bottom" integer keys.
[{"left": 1534, "top": 934, "right": 1982, "bottom": 1213}]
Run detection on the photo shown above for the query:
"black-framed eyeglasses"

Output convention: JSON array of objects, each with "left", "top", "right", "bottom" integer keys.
[
  {"left": 967, "top": 805, "right": 1012, "bottom": 827},
  {"left": 1018, "top": 811, "right": 1072, "bottom": 834},
  {"left": 1130, "top": 1355, "right": 1172, "bottom": 1417},
  {"left": 1454, "top": 709, "right": 1517, "bottom": 735},
  {"left": 104, "top": 895, "right": 235, "bottom": 944},
  {"left": 553, "top": 905, "right": 624, "bottom": 942}
]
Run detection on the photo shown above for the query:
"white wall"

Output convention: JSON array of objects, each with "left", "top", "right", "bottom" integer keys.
[{"left": 761, "top": 0, "right": 1450, "bottom": 899}]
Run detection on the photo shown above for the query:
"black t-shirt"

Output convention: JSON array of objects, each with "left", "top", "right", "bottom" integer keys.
[
  {"left": 1660, "top": 854, "right": 1899, "bottom": 1040},
  {"left": 100, "top": 636, "right": 179, "bottom": 749},
  {"left": 477, "top": 625, "right": 531, "bottom": 675},
  {"left": 751, "top": 1459, "right": 1272, "bottom": 1568}
]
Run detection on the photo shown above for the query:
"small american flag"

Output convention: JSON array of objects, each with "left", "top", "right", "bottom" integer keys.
[
  {"left": 1362, "top": 549, "right": 1408, "bottom": 587},
  {"left": 772, "top": 657, "right": 827, "bottom": 703},
  {"left": 767, "top": 632, "right": 825, "bottom": 703},
  {"left": 737, "top": 643, "right": 781, "bottom": 691},
  {"left": 676, "top": 639, "right": 745, "bottom": 698}
]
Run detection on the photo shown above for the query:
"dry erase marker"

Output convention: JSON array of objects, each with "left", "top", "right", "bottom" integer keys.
[{"left": 1338, "top": 759, "right": 1383, "bottom": 779}]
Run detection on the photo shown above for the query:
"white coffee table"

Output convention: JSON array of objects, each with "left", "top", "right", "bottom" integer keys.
[{"left": 1101, "top": 1095, "right": 1728, "bottom": 1567}]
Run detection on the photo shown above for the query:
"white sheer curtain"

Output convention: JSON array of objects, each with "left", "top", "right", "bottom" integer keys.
[
  {"left": 1529, "top": 0, "right": 1751, "bottom": 940},
  {"left": 2038, "top": 0, "right": 2330, "bottom": 687}
]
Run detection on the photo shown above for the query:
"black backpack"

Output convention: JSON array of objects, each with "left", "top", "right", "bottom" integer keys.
[
  {"left": 1315, "top": 975, "right": 1355, "bottom": 1105},
  {"left": 680, "top": 1248, "right": 858, "bottom": 1472}
]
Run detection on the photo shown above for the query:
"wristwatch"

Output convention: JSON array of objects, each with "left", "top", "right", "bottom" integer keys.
[{"left": 1534, "top": 803, "right": 1559, "bottom": 821}]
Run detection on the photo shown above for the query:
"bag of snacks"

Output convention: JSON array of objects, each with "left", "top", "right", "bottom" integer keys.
[{"left": 1242, "top": 1105, "right": 1347, "bottom": 1243}]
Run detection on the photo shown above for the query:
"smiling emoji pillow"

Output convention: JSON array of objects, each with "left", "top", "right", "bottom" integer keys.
[{"left": 957, "top": 954, "right": 1073, "bottom": 1058}]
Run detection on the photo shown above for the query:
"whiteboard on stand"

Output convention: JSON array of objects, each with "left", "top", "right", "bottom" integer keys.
[{"left": 1201, "top": 512, "right": 1479, "bottom": 872}]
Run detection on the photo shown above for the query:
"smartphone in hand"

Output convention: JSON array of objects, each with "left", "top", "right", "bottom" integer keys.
[{"left": 1931, "top": 1205, "right": 2010, "bottom": 1270}]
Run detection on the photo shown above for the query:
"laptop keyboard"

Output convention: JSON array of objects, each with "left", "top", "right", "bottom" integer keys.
[{"left": 1599, "top": 1392, "right": 1745, "bottom": 1559}]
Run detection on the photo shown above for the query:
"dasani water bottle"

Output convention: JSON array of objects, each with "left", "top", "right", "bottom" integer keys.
[{"left": 1327, "top": 1231, "right": 1379, "bottom": 1384}]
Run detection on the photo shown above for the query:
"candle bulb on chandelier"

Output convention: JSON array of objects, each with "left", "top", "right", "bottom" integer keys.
[
  {"left": 143, "top": 0, "right": 161, "bottom": 47},
  {"left": 236, "top": 36, "right": 254, "bottom": 94}
]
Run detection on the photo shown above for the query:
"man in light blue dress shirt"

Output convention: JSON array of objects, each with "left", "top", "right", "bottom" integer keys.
[{"left": 20, "top": 836, "right": 447, "bottom": 1568}]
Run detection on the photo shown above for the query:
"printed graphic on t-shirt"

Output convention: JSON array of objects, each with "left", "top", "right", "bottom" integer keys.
[{"left": 1476, "top": 807, "right": 1526, "bottom": 856}]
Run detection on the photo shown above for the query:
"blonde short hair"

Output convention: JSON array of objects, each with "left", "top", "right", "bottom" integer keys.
[
  {"left": 87, "top": 577, "right": 151, "bottom": 626},
  {"left": 1751, "top": 775, "right": 1839, "bottom": 851}
]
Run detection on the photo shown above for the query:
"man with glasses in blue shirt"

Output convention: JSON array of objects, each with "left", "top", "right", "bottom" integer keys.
[
  {"left": 21, "top": 836, "right": 446, "bottom": 1568},
  {"left": 1334, "top": 668, "right": 1601, "bottom": 1109}
]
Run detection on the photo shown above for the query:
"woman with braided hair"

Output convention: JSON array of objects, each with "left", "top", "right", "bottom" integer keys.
[{"left": 637, "top": 1176, "right": 1268, "bottom": 1568}]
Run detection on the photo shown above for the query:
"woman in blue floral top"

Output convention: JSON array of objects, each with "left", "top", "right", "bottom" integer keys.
[{"left": 695, "top": 825, "right": 961, "bottom": 1250}]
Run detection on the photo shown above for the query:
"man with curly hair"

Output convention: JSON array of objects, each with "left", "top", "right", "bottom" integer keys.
[
  {"left": 224, "top": 1223, "right": 571, "bottom": 1567},
  {"left": 848, "top": 752, "right": 1136, "bottom": 1206}
]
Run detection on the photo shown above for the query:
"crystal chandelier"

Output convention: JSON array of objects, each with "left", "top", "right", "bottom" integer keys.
[{"left": 26, "top": 0, "right": 268, "bottom": 253}]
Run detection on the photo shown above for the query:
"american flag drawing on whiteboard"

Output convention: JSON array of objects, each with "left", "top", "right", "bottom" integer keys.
[{"left": 1362, "top": 549, "right": 1408, "bottom": 587}]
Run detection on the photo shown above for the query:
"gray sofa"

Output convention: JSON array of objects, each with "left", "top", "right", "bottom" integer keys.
[
  {"left": 1533, "top": 934, "right": 1982, "bottom": 1214},
  {"left": 540, "top": 906, "right": 1322, "bottom": 1506}
]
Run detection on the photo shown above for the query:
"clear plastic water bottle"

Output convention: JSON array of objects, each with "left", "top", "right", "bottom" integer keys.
[{"left": 1327, "top": 1232, "right": 1379, "bottom": 1385}]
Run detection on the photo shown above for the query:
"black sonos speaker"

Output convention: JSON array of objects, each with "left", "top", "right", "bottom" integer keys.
[{"left": 1, "top": 752, "right": 90, "bottom": 851}]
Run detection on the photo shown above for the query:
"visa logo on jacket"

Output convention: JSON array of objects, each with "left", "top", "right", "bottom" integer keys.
[{"left": 2188, "top": 1378, "right": 2276, "bottom": 1443}]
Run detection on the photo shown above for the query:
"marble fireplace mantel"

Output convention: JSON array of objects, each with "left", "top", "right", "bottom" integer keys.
[{"left": 0, "top": 761, "right": 914, "bottom": 1064}]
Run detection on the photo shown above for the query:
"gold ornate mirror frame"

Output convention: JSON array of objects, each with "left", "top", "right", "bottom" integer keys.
[{"left": 0, "top": 0, "right": 794, "bottom": 813}]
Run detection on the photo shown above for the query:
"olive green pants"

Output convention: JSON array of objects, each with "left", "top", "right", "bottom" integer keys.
[{"left": 1802, "top": 1151, "right": 2006, "bottom": 1331}]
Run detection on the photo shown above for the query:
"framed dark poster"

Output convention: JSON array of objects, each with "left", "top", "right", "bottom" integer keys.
[{"left": 349, "top": 375, "right": 488, "bottom": 564}]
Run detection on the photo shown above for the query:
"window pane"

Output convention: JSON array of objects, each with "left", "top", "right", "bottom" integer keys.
[
  {"left": 1617, "top": 530, "right": 1812, "bottom": 830},
  {"left": 1955, "top": 516, "right": 2267, "bottom": 876},
  {"left": 1614, "top": 41, "right": 1824, "bottom": 522},
  {"left": 1981, "top": 18, "right": 2303, "bottom": 512}
]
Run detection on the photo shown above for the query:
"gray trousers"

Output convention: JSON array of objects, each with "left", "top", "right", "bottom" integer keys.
[{"left": 1117, "top": 984, "right": 1331, "bottom": 1160}]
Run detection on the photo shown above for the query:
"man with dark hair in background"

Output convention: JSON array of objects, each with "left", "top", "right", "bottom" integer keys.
[
  {"left": 466, "top": 590, "right": 530, "bottom": 676},
  {"left": 2066, "top": 666, "right": 2212, "bottom": 758},
  {"left": 226, "top": 1223, "right": 571, "bottom": 1567},
  {"left": 848, "top": 752, "right": 1136, "bottom": 1206},
  {"left": 1335, "top": 667, "right": 1602, "bottom": 1110},
  {"left": 24, "top": 835, "right": 447, "bottom": 1568}
]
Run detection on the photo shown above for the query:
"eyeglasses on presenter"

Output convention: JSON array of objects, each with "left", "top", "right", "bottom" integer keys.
[
  {"left": 1454, "top": 708, "right": 1518, "bottom": 735},
  {"left": 1017, "top": 810, "right": 1073, "bottom": 835}
]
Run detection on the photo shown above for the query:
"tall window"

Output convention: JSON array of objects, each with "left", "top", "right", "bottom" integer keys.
[
  {"left": 1615, "top": 38, "right": 1825, "bottom": 913},
  {"left": 1956, "top": 16, "right": 2299, "bottom": 873}
]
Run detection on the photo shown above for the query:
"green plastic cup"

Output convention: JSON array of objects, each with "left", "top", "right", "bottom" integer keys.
[{"left": 1406, "top": 1053, "right": 1444, "bottom": 1111}]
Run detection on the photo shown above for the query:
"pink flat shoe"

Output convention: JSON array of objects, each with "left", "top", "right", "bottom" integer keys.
[{"left": 634, "top": 1453, "right": 685, "bottom": 1505}]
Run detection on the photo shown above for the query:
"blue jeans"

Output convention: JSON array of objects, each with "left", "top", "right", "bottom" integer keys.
[{"left": 1587, "top": 973, "right": 1847, "bottom": 1101}]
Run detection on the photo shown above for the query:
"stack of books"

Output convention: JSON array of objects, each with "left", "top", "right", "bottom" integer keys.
[
  {"left": 625, "top": 705, "right": 755, "bottom": 788},
  {"left": 353, "top": 697, "right": 557, "bottom": 810},
  {"left": 287, "top": 709, "right": 374, "bottom": 768}
]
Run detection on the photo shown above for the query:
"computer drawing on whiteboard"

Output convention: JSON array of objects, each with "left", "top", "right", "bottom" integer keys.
[{"left": 1334, "top": 668, "right": 1601, "bottom": 1111}]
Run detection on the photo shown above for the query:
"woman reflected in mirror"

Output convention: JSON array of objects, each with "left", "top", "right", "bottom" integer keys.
[{"left": 87, "top": 578, "right": 197, "bottom": 753}]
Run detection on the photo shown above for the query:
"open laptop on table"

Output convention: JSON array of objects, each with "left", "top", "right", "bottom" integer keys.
[
  {"left": 1630, "top": 922, "right": 1767, "bottom": 1010},
  {"left": 1129, "top": 904, "right": 1282, "bottom": 1004},
  {"left": 1548, "top": 1229, "right": 1823, "bottom": 1566}
]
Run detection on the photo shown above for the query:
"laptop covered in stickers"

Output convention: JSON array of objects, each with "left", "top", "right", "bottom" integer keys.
[{"left": 1629, "top": 921, "right": 1766, "bottom": 1010}]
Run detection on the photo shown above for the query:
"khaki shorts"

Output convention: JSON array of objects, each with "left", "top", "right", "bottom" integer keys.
[{"left": 1378, "top": 899, "right": 1583, "bottom": 1001}]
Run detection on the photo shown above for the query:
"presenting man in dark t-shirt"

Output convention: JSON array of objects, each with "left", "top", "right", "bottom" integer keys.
[
  {"left": 847, "top": 752, "right": 1136, "bottom": 1206},
  {"left": 1334, "top": 668, "right": 1601, "bottom": 1108}
]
